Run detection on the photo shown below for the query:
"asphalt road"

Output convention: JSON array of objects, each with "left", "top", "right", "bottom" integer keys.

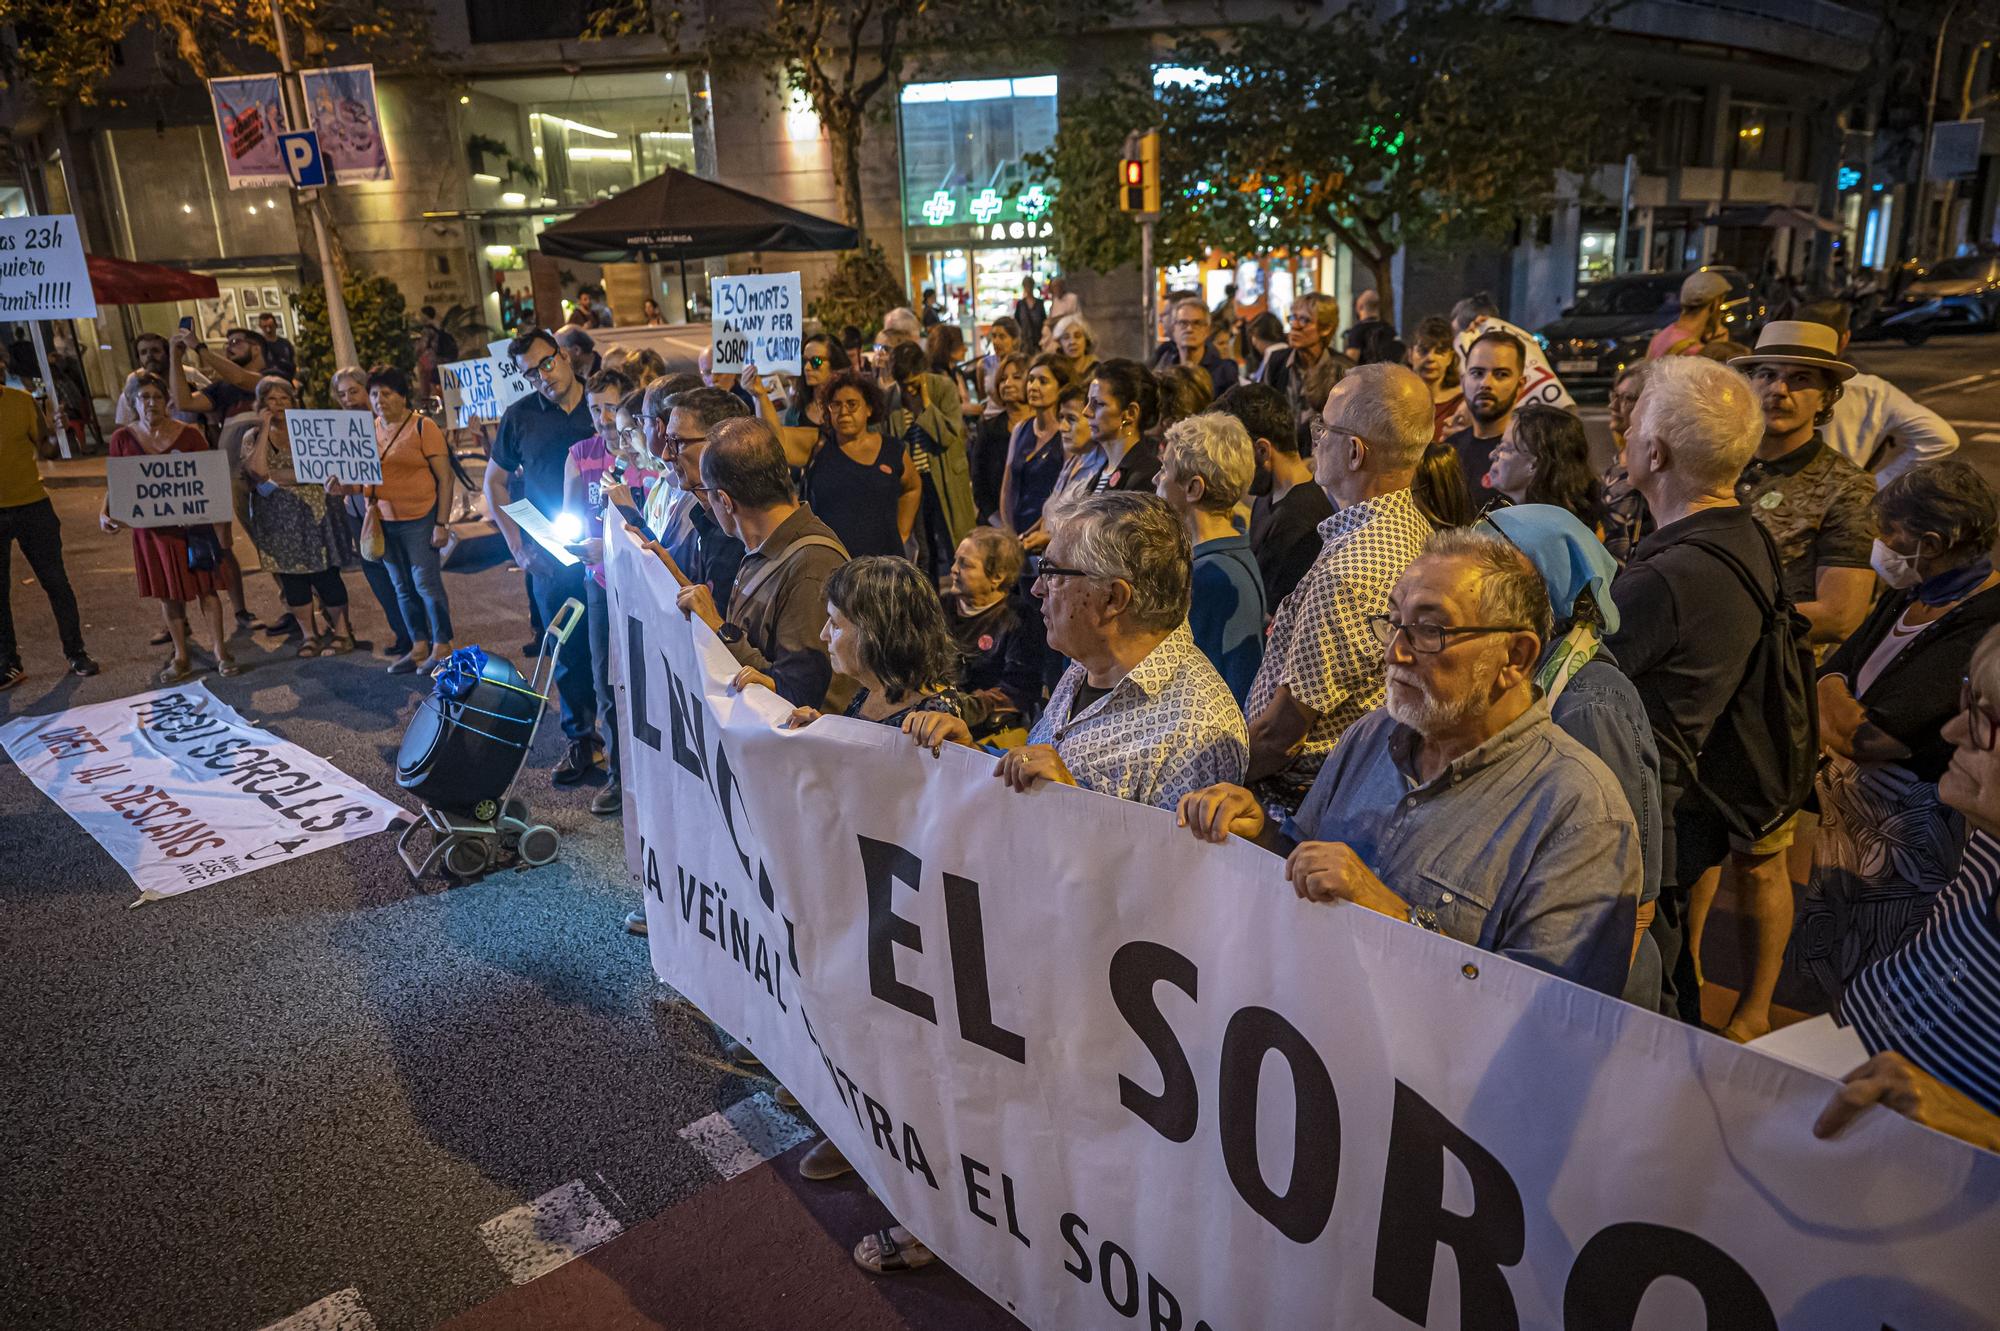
[{"left": 0, "top": 494, "right": 776, "bottom": 1331}]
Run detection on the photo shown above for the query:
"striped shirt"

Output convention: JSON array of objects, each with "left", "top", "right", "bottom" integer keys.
[{"left": 1841, "top": 829, "right": 2000, "bottom": 1115}]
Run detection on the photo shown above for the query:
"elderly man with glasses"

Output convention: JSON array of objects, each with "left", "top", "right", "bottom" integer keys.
[
  {"left": 907, "top": 491, "right": 1246, "bottom": 811},
  {"left": 635, "top": 382, "right": 750, "bottom": 608},
  {"left": 1242, "top": 362, "right": 1437, "bottom": 812},
  {"left": 1178, "top": 528, "right": 1641, "bottom": 995},
  {"left": 1150, "top": 296, "right": 1239, "bottom": 404}
]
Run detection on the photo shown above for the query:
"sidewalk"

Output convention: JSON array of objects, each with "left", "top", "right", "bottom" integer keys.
[{"left": 38, "top": 454, "right": 107, "bottom": 489}]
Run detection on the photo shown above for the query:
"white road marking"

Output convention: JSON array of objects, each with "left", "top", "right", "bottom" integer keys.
[
  {"left": 677, "top": 1090, "right": 815, "bottom": 1181},
  {"left": 1949, "top": 420, "right": 2000, "bottom": 431},
  {"left": 476, "top": 1179, "right": 627, "bottom": 1285},
  {"left": 257, "top": 1287, "right": 376, "bottom": 1331},
  {"left": 1921, "top": 370, "right": 2000, "bottom": 397},
  {"left": 1972, "top": 432, "right": 2000, "bottom": 445}
]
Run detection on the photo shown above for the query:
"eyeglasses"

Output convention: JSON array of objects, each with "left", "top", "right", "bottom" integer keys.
[
  {"left": 1962, "top": 677, "right": 2000, "bottom": 752},
  {"left": 1368, "top": 614, "right": 1527, "bottom": 654},
  {"left": 520, "top": 354, "right": 560, "bottom": 381},
  {"left": 1029, "top": 558, "right": 1095, "bottom": 583},
  {"left": 1172, "top": 318, "right": 1208, "bottom": 330},
  {"left": 660, "top": 433, "right": 705, "bottom": 459},
  {"left": 806, "top": 356, "right": 829, "bottom": 369},
  {"left": 1307, "top": 419, "right": 1357, "bottom": 455},
  {"left": 615, "top": 426, "right": 647, "bottom": 446}
]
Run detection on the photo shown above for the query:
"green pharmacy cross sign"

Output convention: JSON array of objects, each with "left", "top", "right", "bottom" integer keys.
[{"left": 914, "top": 182, "right": 1055, "bottom": 229}]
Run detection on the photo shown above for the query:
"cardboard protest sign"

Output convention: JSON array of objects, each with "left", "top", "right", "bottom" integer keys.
[
  {"left": 439, "top": 358, "right": 510, "bottom": 427},
  {"left": 710, "top": 273, "right": 803, "bottom": 375},
  {"left": 0, "top": 215, "right": 97, "bottom": 320},
  {"left": 107, "top": 450, "right": 232, "bottom": 528},
  {"left": 283, "top": 410, "right": 381, "bottom": 486}
]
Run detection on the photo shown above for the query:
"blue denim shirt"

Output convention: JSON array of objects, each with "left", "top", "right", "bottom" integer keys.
[
  {"left": 1282, "top": 701, "right": 1641, "bottom": 995},
  {"left": 1550, "top": 649, "right": 1662, "bottom": 909}
]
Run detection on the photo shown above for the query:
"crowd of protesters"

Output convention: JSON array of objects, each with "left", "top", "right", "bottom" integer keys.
[{"left": 7, "top": 270, "right": 2000, "bottom": 1270}]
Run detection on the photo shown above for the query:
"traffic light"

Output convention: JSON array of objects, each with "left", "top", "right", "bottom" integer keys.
[{"left": 1119, "top": 130, "right": 1161, "bottom": 214}]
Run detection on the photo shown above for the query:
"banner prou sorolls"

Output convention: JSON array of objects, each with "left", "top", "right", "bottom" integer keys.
[{"left": 606, "top": 526, "right": 2000, "bottom": 1331}]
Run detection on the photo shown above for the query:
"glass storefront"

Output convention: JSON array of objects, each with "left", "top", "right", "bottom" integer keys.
[{"left": 899, "top": 77, "right": 1060, "bottom": 332}]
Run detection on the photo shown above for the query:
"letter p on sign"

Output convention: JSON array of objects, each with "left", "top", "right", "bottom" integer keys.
[{"left": 281, "top": 131, "right": 327, "bottom": 189}]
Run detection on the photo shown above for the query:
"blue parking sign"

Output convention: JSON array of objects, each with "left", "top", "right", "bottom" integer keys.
[{"left": 280, "top": 130, "right": 327, "bottom": 189}]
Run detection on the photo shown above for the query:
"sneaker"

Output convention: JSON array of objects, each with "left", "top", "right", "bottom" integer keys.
[
  {"left": 521, "top": 638, "right": 545, "bottom": 659},
  {"left": 67, "top": 654, "right": 101, "bottom": 677},
  {"left": 0, "top": 661, "right": 23, "bottom": 691},
  {"left": 623, "top": 910, "right": 649, "bottom": 936},
  {"left": 386, "top": 650, "right": 424, "bottom": 675},
  {"left": 384, "top": 639, "right": 414, "bottom": 660},
  {"left": 262, "top": 612, "right": 302, "bottom": 639},
  {"left": 590, "top": 781, "right": 623, "bottom": 816},
  {"left": 552, "top": 738, "right": 601, "bottom": 786}
]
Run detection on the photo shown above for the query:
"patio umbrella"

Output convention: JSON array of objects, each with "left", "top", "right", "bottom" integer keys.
[
  {"left": 86, "top": 254, "right": 221, "bottom": 305},
  {"left": 536, "top": 168, "right": 859, "bottom": 263},
  {"left": 1700, "top": 206, "right": 1842, "bottom": 234}
]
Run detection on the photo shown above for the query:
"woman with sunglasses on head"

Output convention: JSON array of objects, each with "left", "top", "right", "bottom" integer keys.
[
  {"left": 1812, "top": 619, "right": 2000, "bottom": 1155},
  {"left": 241, "top": 375, "right": 357, "bottom": 657},
  {"left": 101, "top": 372, "right": 241, "bottom": 682},
  {"left": 1791, "top": 460, "right": 2000, "bottom": 1008}
]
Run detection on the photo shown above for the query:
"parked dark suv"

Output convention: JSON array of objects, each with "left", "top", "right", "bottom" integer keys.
[{"left": 1536, "top": 267, "right": 1764, "bottom": 395}]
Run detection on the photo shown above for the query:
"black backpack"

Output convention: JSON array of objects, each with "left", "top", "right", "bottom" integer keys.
[{"left": 1650, "top": 523, "right": 1819, "bottom": 844}]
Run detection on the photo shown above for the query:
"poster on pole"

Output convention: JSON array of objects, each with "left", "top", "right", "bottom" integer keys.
[
  {"left": 0, "top": 215, "right": 97, "bottom": 319},
  {"left": 283, "top": 410, "right": 381, "bottom": 485},
  {"left": 207, "top": 75, "right": 290, "bottom": 191},
  {"left": 0, "top": 683, "right": 407, "bottom": 903},
  {"left": 485, "top": 339, "right": 539, "bottom": 411},
  {"left": 106, "top": 449, "right": 232, "bottom": 528},
  {"left": 300, "top": 64, "right": 392, "bottom": 183},
  {"left": 710, "top": 273, "right": 803, "bottom": 374}
]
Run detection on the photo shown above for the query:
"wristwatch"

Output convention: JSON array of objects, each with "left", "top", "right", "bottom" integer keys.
[
  {"left": 1406, "top": 904, "right": 1441, "bottom": 933},
  {"left": 716, "top": 622, "right": 745, "bottom": 645}
]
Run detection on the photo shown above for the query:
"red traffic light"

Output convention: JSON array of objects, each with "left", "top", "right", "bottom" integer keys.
[{"left": 1121, "top": 159, "right": 1144, "bottom": 187}]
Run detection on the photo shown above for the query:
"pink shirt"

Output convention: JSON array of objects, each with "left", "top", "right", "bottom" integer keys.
[{"left": 1647, "top": 323, "right": 1705, "bottom": 359}]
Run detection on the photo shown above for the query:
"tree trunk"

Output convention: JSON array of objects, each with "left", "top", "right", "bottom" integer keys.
[
  {"left": 1361, "top": 248, "right": 1396, "bottom": 326},
  {"left": 831, "top": 113, "right": 868, "bottom": 237}
]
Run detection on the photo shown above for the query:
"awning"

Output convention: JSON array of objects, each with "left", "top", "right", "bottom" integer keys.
[
  {"left": 537, "top": 168, "right": 859, "bottom": 262},
  {"left": 87, "top": 254, "right": 221, "bottom": 305},
  {"left": 1700, "top": 207, "right": 1842, "bottom": 234}
]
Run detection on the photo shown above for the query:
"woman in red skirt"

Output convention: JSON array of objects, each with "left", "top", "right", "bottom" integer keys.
[{"left": 99, "top": 372, "right": 241, "bottom": 683}]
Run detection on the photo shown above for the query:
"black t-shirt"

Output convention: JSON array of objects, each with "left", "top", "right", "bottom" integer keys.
[
  {"left": 206, "top": 379, "right": 255, "bottom": 421},
  {"left": 1249, "top": 480, "right": 1334, "bottom": 610},
  {"left": 1068, "top": 679, "right": 1113, "bottom": 722},
  {"left": 1605, "top": 506, "right": 1777, "bottom": 783},
  {"left": 1091, "top": 435, "right": 1161, "bottom": 496},
  {"left": 492, "top": 390, "right": 594, "bottom": 518},
  {"left": 1444, "top": 424, "right": 1502, "bottom": 505}
]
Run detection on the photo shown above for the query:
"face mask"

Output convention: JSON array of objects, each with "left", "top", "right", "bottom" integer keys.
[{"left": 1870, "top": 539, "right": 1922, "bottom": 590}]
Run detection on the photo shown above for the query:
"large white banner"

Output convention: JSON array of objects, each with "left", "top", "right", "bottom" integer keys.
[
  {"left": 1, "top": 684, "right": 407, "bottom": 903},
  {"left": 606, "top": 530, "right": 2000, "bottom": 1330}
]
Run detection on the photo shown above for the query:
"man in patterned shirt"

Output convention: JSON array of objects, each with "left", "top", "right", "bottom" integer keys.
[
  {"left": 906, "top": 491, "right": 1246, "bottom": 811},
  {"left": 1244, "top": 363, "right": 1438, "bottom": 810}
]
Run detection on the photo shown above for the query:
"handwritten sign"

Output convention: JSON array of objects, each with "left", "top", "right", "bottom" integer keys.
[
  {"left": 486, "top": 339, "right": 539, "bottom": 411},
  {"left": 0, "top": 215, "right": 96, "bottom": 319},
  {"left": 107, "top": 449, "right": 231, "bottom": 529},
  {"left": 711, "top": 273, "right": 802, "bottom": 375},
  {"left": 284, "top": 410, "right": 380, "bottom": 485},
  {"left": 440, "top": 358, "right": 509, "bottom": 427},
  {"left": 501, "top": 499, "right": 580, "bottom": 566}
]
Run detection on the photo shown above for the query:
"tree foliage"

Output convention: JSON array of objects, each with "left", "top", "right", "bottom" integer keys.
[
  {"left": 807, "top": 240, "right": 906, "bottom": 338},
  {"left": 293, "top": 272, "right": 413, "bottom": 406},
  {"left": 592, "top": 0, "right": 1132, "bottom": 234},
  {"left": 1039, "top": 0, "right": 1626, "bottom": 311},
  {"left": 0, "top": 0, "right": 433, "bottom": 109}
]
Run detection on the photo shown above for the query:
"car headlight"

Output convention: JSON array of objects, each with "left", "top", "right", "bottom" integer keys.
[{"left": 1534, "top": 332, "right": 1551, "bottom": 353}]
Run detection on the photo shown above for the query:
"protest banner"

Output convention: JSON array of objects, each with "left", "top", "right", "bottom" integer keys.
[
  {"left": 207, "top": 75, "right": 289, "bottom": 190},
  {"left": 284, "top": 410, "right": 381, "bottom": 486},
  {"left": 106, "top": 449, "right": 232, "bottom": 529},
  {"left": 486, "top": 339, "right": 539, "bottom": 411},
  {"left": 710, "top": 273, "right": 803, "bottom": 375},
  {"left": 300, "top": 64, "right": 392, "bottom": 182},
  {"left": 0, "top": 215, "right": 96, "bottom": 320},
  {"left": 0, "top": 684, "right": 407, "bottom": 904},
  {"left": 605, "top": 527, "right": 2000, "bottom": 1331}
]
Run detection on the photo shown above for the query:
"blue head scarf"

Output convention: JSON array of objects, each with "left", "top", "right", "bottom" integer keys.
[{"left": 1481, "top": 504, "right": 1621, "bottom": 699}]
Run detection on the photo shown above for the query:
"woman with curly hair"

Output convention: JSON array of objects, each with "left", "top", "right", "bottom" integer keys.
[{"left": 1485, "top": 404, "right": 1604, "bottom": 530}]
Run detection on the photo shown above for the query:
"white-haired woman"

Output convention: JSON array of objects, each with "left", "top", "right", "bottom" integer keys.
[
  {"left": 1155, "top": 412, "right": 1265, "bottom": 704},
  {"left": 1051, "top": 314, "right": 1098, "bottom": 385}
]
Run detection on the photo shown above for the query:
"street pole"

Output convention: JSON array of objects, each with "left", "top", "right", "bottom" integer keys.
[
  {"left": 268, "top": 0, "right": 359, "bottom": 369},
  {"left": 1615, "top": 153, "right": 1635, "bottom": 274},
  {"left": 1913, "top": 0, "right": 1962, "bottom": 266},
  {"left": 26, "top": 323, "right": 72, "bottom": 460},
  {"left": 1140, "top": 217, "right": 1156, "bottom": 356}
]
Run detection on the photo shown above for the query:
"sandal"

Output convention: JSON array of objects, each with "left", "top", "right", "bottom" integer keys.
[
  {"left": 320, "top": 632, "right": 357, "bottom": 656},
  {"left": 216, "top": 657, "right": 245, "bottom": 678},
  {"left": 149, "top": 630, "right": 172, "bottom": 647},
  {"left": 799, "top": 1137, "right": 854, "bottom": 1182},
  {"left": 853, "top": 1227, "right": 935, "bottom": 1276},
  {"left": 295, "top": 635, "right": 325, "bottom": 659},
  {"left": 157, "top": 658, "right": 196, "bottom": 685}
]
